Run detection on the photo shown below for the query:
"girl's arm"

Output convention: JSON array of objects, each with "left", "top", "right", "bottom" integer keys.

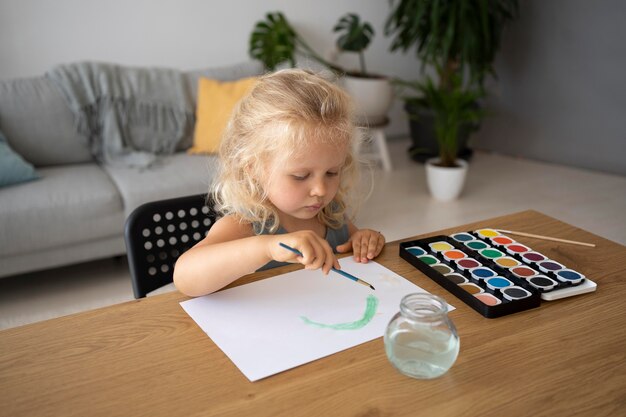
[
  {"left": 336, "top": 221, "right": 386, "bottom": 263},
  {"left": 173, "top": 216, "right": 339, "bottom": 296}
]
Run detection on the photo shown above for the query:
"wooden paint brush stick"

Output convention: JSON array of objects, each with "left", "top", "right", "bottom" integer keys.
[{"left": 496, "top": 229, "right": 596, "bottom": 248}]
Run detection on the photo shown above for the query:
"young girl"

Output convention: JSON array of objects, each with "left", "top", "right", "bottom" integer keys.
[{"left": 174, "top": 69, "right": 386, "bottom": 296}]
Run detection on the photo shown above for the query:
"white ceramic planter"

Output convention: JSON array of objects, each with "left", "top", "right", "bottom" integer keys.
[
  {"left": 341, "top": 75, "right": 393, "bottom": 125},
  {"left": 425, "top": 158, "right": 469, "bottom": 201}
]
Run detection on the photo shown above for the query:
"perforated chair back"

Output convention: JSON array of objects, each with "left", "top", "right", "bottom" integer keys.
[{"left": 124, "top": 194, "right": 218, "bottom": 298}]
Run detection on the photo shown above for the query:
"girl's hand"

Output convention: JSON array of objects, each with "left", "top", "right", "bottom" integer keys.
[
  {"left": 269, "top": 231, "right": 339, "bottom": 275},
  {"left": 336, "top": 229, "right": 385, "bottom": 263}
]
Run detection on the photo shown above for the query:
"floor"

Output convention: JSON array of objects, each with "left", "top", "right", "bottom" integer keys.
[{"left": 1, "top": 136, "right": 625, "bottom": 330}]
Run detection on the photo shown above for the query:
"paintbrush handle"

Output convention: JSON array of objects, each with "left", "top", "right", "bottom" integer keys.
[
  {"left": 497, "top": 230, "right": 596, "bottom": 248},
  {"left": 279, "top": 242, "right": 302, "bottom": 256},
  {"left": 279, "top": 242, "right": 375, "bottom": 289},
  {"left": 330, "top": 267, "right": 357, "bottom": 282},
  {"left": 331, "top": 268, "right": 374, "bottom": 289}
]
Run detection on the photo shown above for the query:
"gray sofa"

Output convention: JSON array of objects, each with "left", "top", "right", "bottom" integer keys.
[{"left": 0, "top": 61, "right": 263, "bottom": 278}]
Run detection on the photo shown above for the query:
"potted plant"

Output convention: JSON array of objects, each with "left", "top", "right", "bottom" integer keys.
[
  {"left": 385, "top": 0, "right": 519, "bottom": 163},
  {"left": 249, "top": 12, "right": 393, "bottom": 124},
  {"left": 333, "top": 13, "right": 394, "bottom": 125},
  {"left": 416, "top": 75, "right": 484, "bottom": 200},
  {"left": 249, "top": 12, "right": 342, "bottom": 73}
]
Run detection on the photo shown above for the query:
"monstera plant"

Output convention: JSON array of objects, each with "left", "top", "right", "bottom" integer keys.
[
  {"left": 249, "top": 12, "right": 339, "bottom": 72},
  {"left": 249, "top": 11, "right": 393, "bottom": 125},
  {"left": 333, "top": 13, "right": 374, "bottom": 76}
]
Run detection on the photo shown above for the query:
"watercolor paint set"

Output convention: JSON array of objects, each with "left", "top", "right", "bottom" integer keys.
[{"left": 399, "top": 228, "right": 597, "bottom": 318}]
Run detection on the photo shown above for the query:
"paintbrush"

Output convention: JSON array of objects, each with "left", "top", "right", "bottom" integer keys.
[
  {"left": 279, "top": 242, "right": 375, "bottom": 290},
  {"left": 496, "top": 229, "right": 596, "bottom": 248}
]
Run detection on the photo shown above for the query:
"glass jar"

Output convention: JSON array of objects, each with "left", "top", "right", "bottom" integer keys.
[{"left": 384, "top": 293, "right": 460, "bottom": 379}]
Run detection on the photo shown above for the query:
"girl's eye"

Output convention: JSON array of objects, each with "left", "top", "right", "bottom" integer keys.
[
  {"left": 326, "top": 171, "right": 339, "bottom": 177},
  {"left": 291, "top": 174, "right": 309, "bottom": 181}
]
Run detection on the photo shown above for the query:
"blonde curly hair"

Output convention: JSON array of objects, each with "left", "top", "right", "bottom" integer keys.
[{"left": 212, "top": 69, "right": 363, "bottom": 234}]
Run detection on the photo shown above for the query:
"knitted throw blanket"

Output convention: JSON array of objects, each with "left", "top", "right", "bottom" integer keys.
[{"left": 47, "top": 62, "right": 194, "bottom": 168}]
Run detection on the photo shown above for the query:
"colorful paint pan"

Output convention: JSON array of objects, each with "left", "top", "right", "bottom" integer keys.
[
  {"left": 401, "top": 236, "right": 595, "bottom": 318},
  {"left": 485, "top": 276, "right": 514, "bottom": 290},
  {"left": 455, "top": 258, "right": 481, "bottom": 270},
  {"left": 528, "top": 275, "right": 558, "bottom": 291},
  {"left": 489, "top": 235, "right": 515, "bottom": 245},
  {"left": 537, "top": 260, "right": 566, "bottom": 273},
  {"left": 432, "top": 263, "right": 454, "bottom": 275},
  {"left": 474, "top": 293, "right": 502, "bottom": 306},
  {"left": 464, "top": 240, "right": 489, "bottom": 251},
  {"left": 555, "top": 269, "right": 586, "bottom": 284},
  {"left": 501, "top": 286, "right": 533, "bottom": 301},
  {"left": 475, "top": 228, "right": 500, "bottom": 238},
  {"left": 521, "top": 251, "right": 547, "bottom": 264},
  {"left": 406, "top": 246, "right": 426, "bottom": 257},
  {"left": 478, "top": 248, "right": 505, "bottom": 260},
  {"left": 494, "top": 256, "right": 522, "bottom": 269},
  {"left": 428, "top": 241, "right": 454, "bottom": 253},
  {"left": 459, "top": 282, "right": 484, "bottom": 295},
  {"left": 445, "top": 273, "right": 468, "bottom": 284},
  {"left": 510, "top": 266, "right": 538, "bottom": 279},
  {"left": 504, "top": 243, "right": 531, "bottom": 255},
  {"left": 442, "top": 249, "right": 467, "bottom": 262},
  {"left": 451, "top": 232, "right": 475, "bottom": 242},
  {"left": 418, "top": 255, "right": 439, "bottom": 265},
  {"left": 469, "top": 266, "right": 497, "bottom": 280}
]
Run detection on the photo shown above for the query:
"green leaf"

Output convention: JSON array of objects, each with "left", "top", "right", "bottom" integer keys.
[
  {"left": 385, "top": 0, "right": 519, "bottom": 89},
  {"left": 248, "top": 12, "right": 298, "bottom": 70},
  {"left": 334, "top": 14, "right": 374, "bottom": 53},
  {"left": 409, "top": 74, "right": 484, "bottom": 164}
]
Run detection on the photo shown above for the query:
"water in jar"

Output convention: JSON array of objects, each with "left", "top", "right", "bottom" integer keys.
[{"left": 385, "top": 322, "right": 459, "bottom": 379}]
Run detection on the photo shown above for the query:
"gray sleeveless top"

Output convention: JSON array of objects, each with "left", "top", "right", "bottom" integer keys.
[{"left": 256, "top": 223, "right": 350, "bottom": 271}]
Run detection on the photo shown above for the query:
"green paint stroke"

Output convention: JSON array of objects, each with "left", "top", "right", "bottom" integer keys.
[{"left": 300, "top": 295, "right": 379, "bottom": 330}]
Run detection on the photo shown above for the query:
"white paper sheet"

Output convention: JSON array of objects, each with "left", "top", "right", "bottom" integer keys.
[{"left": 180, "top": 258, "right": 454, "bottom": 381}]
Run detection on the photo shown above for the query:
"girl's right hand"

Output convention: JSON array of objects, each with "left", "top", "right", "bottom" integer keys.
[{"left": 269, "top": 231, "right": 340, "bottom": 275}]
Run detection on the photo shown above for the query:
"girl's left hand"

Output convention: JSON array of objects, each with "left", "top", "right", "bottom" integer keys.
[{"left": 336, "top": 229, "right": 385, "bottom": 263}]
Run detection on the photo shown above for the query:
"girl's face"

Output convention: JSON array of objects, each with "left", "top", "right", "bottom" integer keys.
[{"left": 264, "top": 141, "right": 347, "bottom": 222}]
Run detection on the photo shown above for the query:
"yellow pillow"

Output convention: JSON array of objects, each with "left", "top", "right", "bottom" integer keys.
[{"left": 188, "top": 76, "right": 257, "bottom": 154}]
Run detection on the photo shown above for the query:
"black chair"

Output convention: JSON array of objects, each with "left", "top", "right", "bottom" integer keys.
[{"left": 124, "top": 193, "right": 218, "bottom": 298}]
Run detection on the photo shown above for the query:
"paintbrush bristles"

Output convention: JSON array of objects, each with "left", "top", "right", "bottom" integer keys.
[
  {"left": 356, "top": 280, "right": 375, "bottom": 290},
  {"left": 496, "top": 229, "right": 596, "bottom": 248}
]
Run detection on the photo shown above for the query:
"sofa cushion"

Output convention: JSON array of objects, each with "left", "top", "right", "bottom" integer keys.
[
  {"left": 189, "top": 77, "right": 258, "bottom": 154},
  {"left": 185, "top": 60, "right": 264, "bottom": 106},
  {"left": 0, "top": 129, "right": 40, "bottom": 188},
  {"left": 0, "top": 163, "right": 124, "bottom": 257},
  {"left": 179, "top": 61, "right": 264, "bottom": 150},
  {"left": 0, "top": 77, "right": 93, "bottom": 167},
  {"left": 103, "top": 153, "right": 218, "bottom": 218}
]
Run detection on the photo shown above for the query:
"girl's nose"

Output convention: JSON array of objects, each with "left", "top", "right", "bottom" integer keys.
[{"left": 310, "top": 178, "right": 327, "bottom": 197}]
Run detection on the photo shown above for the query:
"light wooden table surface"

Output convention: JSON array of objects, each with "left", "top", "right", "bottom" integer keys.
[{"left": 1, "top": 210, "right": 624, "bottom": 417}]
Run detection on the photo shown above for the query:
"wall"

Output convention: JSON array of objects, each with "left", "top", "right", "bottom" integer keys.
[
  {"left": 1, "top": 0, "right": 624, "bottom": 175},
  {"left": 0, "top": 0, "right": 418, "bottom": 137},
  {"left": 472, "top": 0, "right": 626, "bottom": 176}
]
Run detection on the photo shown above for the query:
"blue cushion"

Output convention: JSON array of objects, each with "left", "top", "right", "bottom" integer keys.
[{"left": 0, "top": 129, "right": 40, "bottom": 187}]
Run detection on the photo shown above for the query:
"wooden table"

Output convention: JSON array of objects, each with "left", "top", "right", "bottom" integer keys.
[{"left": 1, "top": 210, "right": 625, "bottom": 417}]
